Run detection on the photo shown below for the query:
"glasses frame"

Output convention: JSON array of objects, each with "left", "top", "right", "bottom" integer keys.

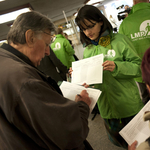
[{"left": 80, "top": 22, "right": 97, "bottom": 32}]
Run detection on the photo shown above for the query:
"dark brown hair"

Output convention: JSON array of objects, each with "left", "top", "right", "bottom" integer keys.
[
  {"left": 57, "top": 28, "right": 63, "bottom": 34},
  {"left": 75, "top": 5, "right": 112, "bottom": 46}
]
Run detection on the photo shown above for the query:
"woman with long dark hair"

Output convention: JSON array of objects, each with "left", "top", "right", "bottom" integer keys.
[{"left": 75, "top": 5, "right": 144, "bottom": 149}]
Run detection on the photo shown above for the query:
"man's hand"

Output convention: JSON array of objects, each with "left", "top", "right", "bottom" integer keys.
[
  {"left": 128, "top": 141, "right": 138, "bottom": 150},
  {"left": 102, "top": 60, "right": 115, "bottom": 72},
  {"left": 75, "top": 90, "right": 91, "bottom": 106}
]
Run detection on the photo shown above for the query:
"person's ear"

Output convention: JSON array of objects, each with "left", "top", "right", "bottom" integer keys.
[{"left": 25, "top": 29, "right": 34, "bottom": 48}]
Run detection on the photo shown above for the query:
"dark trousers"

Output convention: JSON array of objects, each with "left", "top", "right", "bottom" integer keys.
[{"left": 104, "top": 115, "right": 135, "bottom": 149}]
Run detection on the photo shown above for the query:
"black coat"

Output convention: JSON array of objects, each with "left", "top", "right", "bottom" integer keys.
[
  {"left": 37, "top": 47, "right": 68, "bottom": 83},
  {"left": 68, "top": 40, "right": 79, "bottom": 61}
]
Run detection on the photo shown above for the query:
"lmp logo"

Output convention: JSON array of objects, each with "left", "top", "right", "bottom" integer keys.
[
  {"left": 105, "top": 50, "right": 116, "bottom": 58},
  {"left": 53, "top": 42, "right": 61, "bottom": 50},
  {"left": 131, "top": 20, "right": 150, "bottom": 41}
]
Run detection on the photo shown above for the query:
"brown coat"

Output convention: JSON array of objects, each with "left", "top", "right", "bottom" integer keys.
[{"left": 0, "top": 44, "right": 90, "bottom": 150}]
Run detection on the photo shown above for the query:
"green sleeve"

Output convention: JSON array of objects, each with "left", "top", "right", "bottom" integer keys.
[
  {"left": 64, "top": 40, "right": 75, "bottom": 56},
  {"left": 111, "top": 36, "right": 142, "bottom": 79}
]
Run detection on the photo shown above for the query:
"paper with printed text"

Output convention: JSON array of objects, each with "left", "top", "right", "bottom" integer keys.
[
  {"left": 119, "top": 101, "right": 150, "bottom": 147},
  {"left": 60, "top": 81, "right": 101, "bottom": 113},
  {"left": 71, "top": 54, "right": 104, "bottom": 85}
]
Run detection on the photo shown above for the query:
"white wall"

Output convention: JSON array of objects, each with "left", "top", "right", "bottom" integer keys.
[{"left": 104, "top": 0, "right": 133, "bottom": 29}]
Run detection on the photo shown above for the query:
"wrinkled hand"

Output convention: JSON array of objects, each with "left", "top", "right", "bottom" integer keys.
[
  {"left": 128, "top": 141, "right": 138, "bottom": 150},
  {"left": 75, "top": 90, "right": 91, "bottom": 106},
  {"left": 102, "top": 60, "right": 115, "bottom": 72}
]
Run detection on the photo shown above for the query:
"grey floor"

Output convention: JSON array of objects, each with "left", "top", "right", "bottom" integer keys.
[{"left": 87, "top": 114, "right": 125, "bottom": 150}]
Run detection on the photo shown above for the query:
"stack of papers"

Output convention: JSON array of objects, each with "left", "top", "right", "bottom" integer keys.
[
  {"left": 60, "top": 81, "right": 102, "bottom": 113},
  {"left": 60, "top": 54, "right": 104, "bottom": 113}
]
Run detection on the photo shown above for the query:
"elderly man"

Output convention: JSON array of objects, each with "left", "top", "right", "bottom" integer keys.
[
  {"left": 0, "top": 11, "right": 92, "bottom": 150},
  {"left": 119, "top": 0, "right": 150, "bottom": 105}
]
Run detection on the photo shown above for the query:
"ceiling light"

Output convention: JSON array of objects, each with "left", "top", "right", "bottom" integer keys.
[
  {"left": 0, "top": 0, "right": 5, "bottom": 2},
  {"left": 0, "top": 8, "right": 31, "bottom": 24},
  {"left": 86, "top": 0, "right": 104, "bottom": 5}
]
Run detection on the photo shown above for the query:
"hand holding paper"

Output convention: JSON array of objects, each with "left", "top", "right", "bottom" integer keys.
[
  {"left": 128, "top": 141, "right": 138, "bottom": 150},
  {"left": 75, "top": 90, "right": 91, "bottom": 107},
  {"left": 60, "top": 81, "right": 101, "bottom": 113}
]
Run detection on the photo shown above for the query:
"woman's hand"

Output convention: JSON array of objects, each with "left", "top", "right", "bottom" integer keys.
[
  {"left": 68, "top": 67, "right": 73, "bottom": 77},
  {"left": 102, "top": 60, "right": 115, "bottom": 72},
  {"left": 128, "top": 141, "right": 138, "bottom": 150},
  {"left": 82, "top": 83, "right": 89, "bottom": 88}
]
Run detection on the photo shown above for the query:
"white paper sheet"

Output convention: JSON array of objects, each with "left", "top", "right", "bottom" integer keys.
[
  {"left": 71, "top": 54, "right": 104, "bottom": 85},
  {"left": 119, "top": 101, "right": 150, "bottom": 147},
  {"left": 60, "top": 81, "right": 102, "bottom": 113}
]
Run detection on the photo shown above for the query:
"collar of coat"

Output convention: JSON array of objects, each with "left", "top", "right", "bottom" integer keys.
[
  {"left": 56, "top": 34, "right": 65, "bottom": 38},
  {"left": 129, "top": 2, "right": 150, "bottom": 15}
]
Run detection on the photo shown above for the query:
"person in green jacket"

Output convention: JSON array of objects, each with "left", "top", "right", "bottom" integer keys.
[
  {"left": 119, "top": 0, "right": 150, "bottom": 105},
  {"left": 75, "top": 5, "right": 144, "bottom": 149},
  {"left": 51, "top": 28, "right": 75, "bottom": 69}
]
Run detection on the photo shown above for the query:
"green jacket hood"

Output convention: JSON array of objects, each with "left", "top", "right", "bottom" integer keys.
[
  {"left": 129, "top": 2, "right": 150, "bottom": 15},
  {"left": 56, "top": 34, "right": 65, "bottom": 38}
]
